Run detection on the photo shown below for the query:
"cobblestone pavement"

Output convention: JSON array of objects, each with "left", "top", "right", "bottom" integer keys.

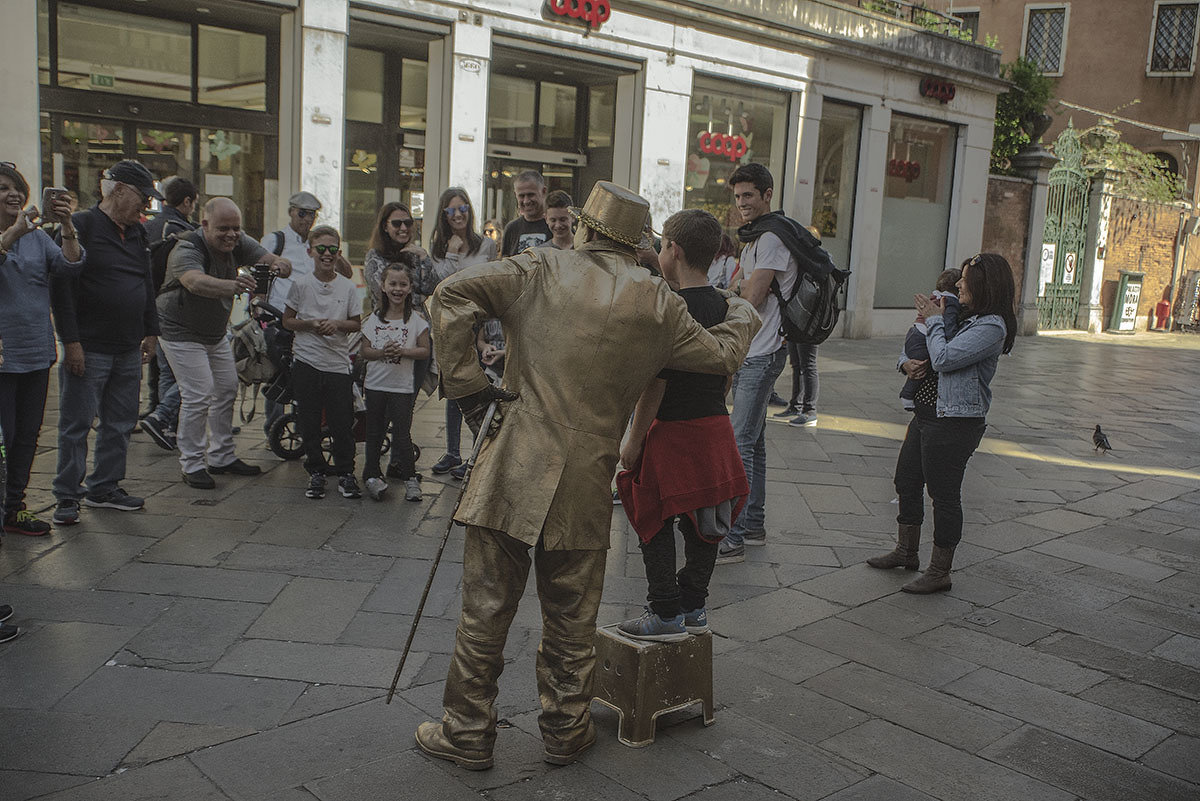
[{"left": 3, "top": 331, "right": 1200, "bottom": 801}]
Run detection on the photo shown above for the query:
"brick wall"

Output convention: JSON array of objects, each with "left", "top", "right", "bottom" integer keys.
[
  {"left": 1101, "top": 198, "right": 1189, "bottom": 329},
  {"left": 981, "top": 175, "right": 1033, "bottom": 300}
]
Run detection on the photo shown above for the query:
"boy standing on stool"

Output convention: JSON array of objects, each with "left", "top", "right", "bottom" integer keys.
[
  {"left": 282, "top": 226, "right": 362, "bottom": 500},
  {"left": 616, "top": 209, "right": 749, "bottom": 641}
]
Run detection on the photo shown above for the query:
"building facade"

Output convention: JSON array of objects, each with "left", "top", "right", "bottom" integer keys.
[{"left": 7, "top": 0, "right": 1004, "bottom": 337}]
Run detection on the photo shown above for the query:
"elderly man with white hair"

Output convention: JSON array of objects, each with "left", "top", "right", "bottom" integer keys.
[{"left": 50, "top": 160, "right": 163, "bottom": 525}]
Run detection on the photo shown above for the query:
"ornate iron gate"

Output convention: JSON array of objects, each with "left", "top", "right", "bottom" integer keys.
[{"left": 1036, "top": 125, "right": 1091, "bottom": 329}]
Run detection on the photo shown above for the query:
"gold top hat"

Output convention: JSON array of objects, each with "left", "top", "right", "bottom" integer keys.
[{"left": 571, "top": 181, "right": 651, "bottom": 249}]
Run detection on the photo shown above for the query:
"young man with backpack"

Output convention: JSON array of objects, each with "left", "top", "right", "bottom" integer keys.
[
  {"left": 158, "top": 197, "right": 291, "bottom": 489},
  {"left": 141, "top": 177, "right": 198, "bottom": 449}
]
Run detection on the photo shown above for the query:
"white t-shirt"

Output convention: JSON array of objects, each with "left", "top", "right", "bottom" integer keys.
[
  {"left": 361, "top": 311, "right": 429, "bottom": 393},
  {"left": 261, "top": 226, "right": 315, "bottom": 311},
  {"left": 740, "top": 232, "right": 797, "bottom": 358},
  {"left": 286, "top": 272, "right": 359, "bottom": 374},
  {"left": 707, "top": 254, "right": 737, "bottom": 289}
]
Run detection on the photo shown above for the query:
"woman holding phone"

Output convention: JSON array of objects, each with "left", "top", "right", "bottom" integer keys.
[{"left": 0, "top": 163, "right": 84, "bottom": 535}]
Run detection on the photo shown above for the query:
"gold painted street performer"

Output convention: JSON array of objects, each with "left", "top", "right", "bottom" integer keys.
[{"left": 416, "top": 182, "right": 761, "bottom": 769}]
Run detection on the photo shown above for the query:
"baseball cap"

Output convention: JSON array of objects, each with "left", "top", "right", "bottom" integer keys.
[
  {"left": 288, "top": 191, "right": 322, "bottom": 211},
  {"left": 105, "top": 160, "right": 164, "bottom": 200}
]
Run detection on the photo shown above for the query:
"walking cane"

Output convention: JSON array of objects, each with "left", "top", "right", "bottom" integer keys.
[{"left": 385, "top": 400, "right": 498, "bottom": 704}]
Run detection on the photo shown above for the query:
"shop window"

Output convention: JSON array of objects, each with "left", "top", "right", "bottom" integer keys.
[
  {"left": 1022, "top": 5, "right": 1068, "bottom": 75},
  {"left": 56, "top": 3, "right": 191, "bottom": 101},
  {"left": 200, "top": 129, "right": 265, "bottom": 237},
  {"left": 684, "top": 75, "right": 790, "bottom": 232},
  {"left": 489, "top": 74, "right": 538, "bottom": 144},
  {"left": 59, "top": 118, "right": 126, "bottom": 210},
  {"left": 38, "top": 0, "right": 50, "bottom": 86},
  {"left": 811, "top": 101, "right": 863, "bottom": 272},
  {"left": 198, "top": 25, "right": 267, "bottom": 111},
  {"left": 347, "top": 48, "right": 385, "bottom": 124},
  {"left": 1148, "top": 2, "right": 1199, "bottom": 74},
  {"left": 874, "top": 115, "right": 957, "bottom": 308},
  {"left": 588, "top": 83, "right": 616, "bottom": 149},
  {"left": 538, "top": 83, "right": 578, "bottom": 150},
  {"left": 400, "top": 59, "right": 428, "bottom": 132}
]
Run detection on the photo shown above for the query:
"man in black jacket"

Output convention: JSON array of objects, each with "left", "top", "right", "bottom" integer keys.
[{"left": 51, "top": 160, "right": 163, "bottom": 526}]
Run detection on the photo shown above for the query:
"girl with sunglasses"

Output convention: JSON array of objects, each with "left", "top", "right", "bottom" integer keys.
[{"left": 427, "top": 187, "right": 498, "bottom": 479}]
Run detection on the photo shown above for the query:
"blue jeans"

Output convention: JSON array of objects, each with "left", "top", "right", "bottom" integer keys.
[
  {"left": 728, "top": 346, "right": 788, "bottom": 544},
  {"left": 149, "top": 345, "right": 180, "bottom": 427},
  {"left": 54, "top": 349, "right": 142, "bottom": 501}
]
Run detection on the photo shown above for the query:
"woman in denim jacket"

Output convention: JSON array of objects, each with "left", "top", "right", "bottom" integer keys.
[{"left": 868, "top": 254, "right": 1017, "bottom": 593}]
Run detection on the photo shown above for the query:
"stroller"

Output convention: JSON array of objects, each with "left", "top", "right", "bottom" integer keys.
[{"left": 243, "top": 299, "right": 418, "bottom": 464}]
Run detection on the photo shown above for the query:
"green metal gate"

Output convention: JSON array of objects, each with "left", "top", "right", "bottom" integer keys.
[{"left": 1036, "top": 125, "right": 1091, "bottom": 329}]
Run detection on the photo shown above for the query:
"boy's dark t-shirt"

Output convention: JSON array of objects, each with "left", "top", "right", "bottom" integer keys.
[
  {"left": 656, "top": 286, "right": 729, "bottom": 421},
  {"left": 501, "top": 217, "right": 552, "bottom": 256}
]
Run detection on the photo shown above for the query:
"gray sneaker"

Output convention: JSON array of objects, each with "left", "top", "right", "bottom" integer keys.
[
  {"left": 404, "top": 477, "right": 423, "bottom": 502},
  {"left": 365, "top": 477, "right": 388, "bottom": 501},
  {"left": 788, "top": 412, "right": 818, "bottom": 427},
  {"left": 83, "top": 488, "right": 144, "bottom": 511},
  {"left": 716, "top": 539, "right": 745, "bottom": 564}
]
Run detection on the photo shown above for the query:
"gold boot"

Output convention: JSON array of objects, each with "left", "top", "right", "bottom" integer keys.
[
  {"left": 866, "top": 524, "right": 921, "bottom": 570},
  {"left": 415, "top": 721, "right": 494, "bottom": 771},
  {"left": 902, "top": 544, "right": 954, "bottom": 593}
]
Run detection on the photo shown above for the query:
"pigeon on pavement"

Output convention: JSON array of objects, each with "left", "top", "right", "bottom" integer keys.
[{"left": 1093, "top": 425, "right": 1112, "bottom": 453}]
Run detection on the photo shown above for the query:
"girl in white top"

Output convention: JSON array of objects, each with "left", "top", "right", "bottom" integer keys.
[{"left": 358, "top": 263, "right": 430, "bottom": 502}]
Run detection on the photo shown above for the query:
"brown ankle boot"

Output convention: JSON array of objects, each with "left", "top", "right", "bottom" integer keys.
[
  {"left": 902, "top": 544, "right": 954, "bottom": 593},
  {"left": 866, "top": 524, "right": 921, "bottom": 570}
]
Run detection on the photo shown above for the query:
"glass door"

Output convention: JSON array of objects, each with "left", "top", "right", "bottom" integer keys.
[{"left": 57, "top": 118, "right": 125, "bottom": 210}]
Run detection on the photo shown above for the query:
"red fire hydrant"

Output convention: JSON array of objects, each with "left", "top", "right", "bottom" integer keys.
[{"left": 1154, "top": 300, "right": 1171, "bottom": 330}]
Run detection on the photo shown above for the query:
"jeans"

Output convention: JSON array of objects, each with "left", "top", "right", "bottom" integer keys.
[
  {"left": 0, "top": 369, "right": 50, "bottom": 514},
  {"left": 728, "top": 347, "right": 787, "bottom": 544},
  {"left": 160, "top": 338, "right": 239, "bottom": 474},
  {"left": 894, "top": 412, "right": 986, "bottom": 548},
  {"left": 639, "top": 515, "right": 718, "bottom": 619},
  {"left": 787, "top": 342, "right": 819, "bottom": 413},
  {"left": 444, "top": 400, "right": 463, "bottom": 460},
  {"left": 291, "top": 360, "right": 355, "bottom": 476},
  {"left": 148, "top": 345, "right": 180, "bottom": 428},
  {"left": 364, "top": 389, "right": 415, "bottom": 481},
  {"left": 54, "top": 348, "right": 142, "bottom": 501}
]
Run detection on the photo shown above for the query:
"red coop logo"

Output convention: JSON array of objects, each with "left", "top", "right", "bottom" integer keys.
[
  {"left": 888, "top": 159, "right": 921, "bottom": 182},
  {"left": 544, "top": 0, "right": 611, "bottom": 30},
  {"left": 919, "top": 76, "right": 956, "bottom": 103},
  {"left": 698, "top": 131, "right": 748, "bottom": 163}
]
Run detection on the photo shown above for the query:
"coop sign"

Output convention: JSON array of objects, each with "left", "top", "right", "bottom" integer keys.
[
  {"left": 919, "top": 76, "right": 956, "bottom": 103},
  {"left": 698, "top": 132, "right": 748, "bottom": 163},
  {"left": 544, "top": 0, "right": 611, "bottom": 30}
]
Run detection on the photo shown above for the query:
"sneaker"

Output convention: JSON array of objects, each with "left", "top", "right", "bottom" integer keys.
[
  {"left": 365, "top": 477, "right": 388, "bottom": 501},
  {"left": 181, "top": 469, "right": 216, "bottom": 490},
  {"left": 405, "top": 477, "right": 423, "bottom": 502},
  {"left": 788, "top": 412, "right": 818, "bottom": 428},
  {"left": 338, "top": 475, "right": 362, "bottom": 499},
  {"left": 743, "top": 529, "right": 766, "bottom": 547},
  {"left": 3, "top": 510, "right": 51, "bottom": 536},
  {"left": 0, "top": 604, "right": 13, "bottom": 622},
  {"left": 617, "top": 607, "right": 689, "bottom": 642},
  {"left": 139, "top": 415, "right": 177, "bottom": 451},
  {"left": 83, "top": 488, "right": 144, "bottom": 511},
  {"left": 767, "top": 392, "right": 788, "bottom": 407},
  {"left": 0, "top": 623, "right": 19, "bottom": 644},
  {"left": 450, "top": 463, "right": 468, "bottom": 480},
  {"left": 612, "top": 488, "right": 622, "bottom": 506},
  {"left": 306, "top": 473, "right": 327, "bottom": 500},
  {"left": 681, "top": 607, "right": 710, "bottom": 634},
  {"left": 52, "top": 499, "right": 80, "bottom": 526},
  {"left": 716, "top": 539, "right": 745, "bottom": 564},
  {"left": 431, "top": 454, "right": 462, "bottom": 475},
  {"left": 774, "top": 403, "right": 800, "bottom": 418},
  {"left": 208, "top": 459, "right": 262, "bottom": 476}
]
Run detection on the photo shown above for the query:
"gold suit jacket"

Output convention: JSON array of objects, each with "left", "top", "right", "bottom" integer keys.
[{"left": 429, "top": 241, "right": 762, "bottom": 550}]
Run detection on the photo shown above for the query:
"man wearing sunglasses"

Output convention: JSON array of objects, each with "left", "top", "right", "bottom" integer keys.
[
  {"left": 50, "top": 160, "right": 164, "bottom": 524},
  {"left": 260, "top": 191, "right": 327, "bottom": 312},
  {"left": 159, "top": 197, "right": 292, "bottom": 489}
]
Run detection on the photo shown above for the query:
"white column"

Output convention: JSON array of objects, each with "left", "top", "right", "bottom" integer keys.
[
  {"left": 842, "top": 103, "right": 890, "bottom": 339},
  {"left": 636, "top": 60, "right": 693, "bottom": 230},
  {"left": 1011, "top": 148, "right": 1057, "bottom": 335},
  {"left": 948, "top": 120, "right": 993, "bottom": 268},
  {"left": 296, "top": 0, "right": 348, "bottom": 230},
  {"left": 1078, "top": 169, "right": 1118, "bottom": 332},
  {"left": 611, "top": 72, "right": 644, "bottom": 191},
  {"left": 786, "top": 91, "right": 823, "bottom": 226},
  {"left": 445, "top": 19, "right": 492, "bottom": 220},
  {"left": 2, "top": 0, "right": 41, "bottom": 195}
]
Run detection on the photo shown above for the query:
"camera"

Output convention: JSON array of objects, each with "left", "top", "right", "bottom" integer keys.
[
  {"left": 252, "top": 263, "right": 273, "bottom": 295},
  {"left": 41, "top": 186, "right": 68, "bottom": 224}
]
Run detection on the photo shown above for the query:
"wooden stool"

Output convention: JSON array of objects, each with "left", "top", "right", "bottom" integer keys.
[{"left": 591, "top": 625, "right": 715, "bottom": 747}]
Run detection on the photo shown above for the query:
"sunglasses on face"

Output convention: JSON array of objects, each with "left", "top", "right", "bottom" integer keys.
[
  {"left": 313, "top": 244, "right": 340, "bottom": 255},
  {"left": 443, "top": 204, "right": 470, "bottom": 218},
  {"left": 294, "top": 208, "right": 318, "bottom": 219},
  {"left": 389, "top": 218, "right": 414, "bottom": 229}
]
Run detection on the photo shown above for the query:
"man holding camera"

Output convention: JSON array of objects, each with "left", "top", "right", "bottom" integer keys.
[{"left": 158, "top": 197, "right": 291, "bottom": 489}]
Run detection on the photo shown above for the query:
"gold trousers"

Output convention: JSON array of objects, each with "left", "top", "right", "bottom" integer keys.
[{"left": 441, "top": 525, "right": 606, "bottom": 754}]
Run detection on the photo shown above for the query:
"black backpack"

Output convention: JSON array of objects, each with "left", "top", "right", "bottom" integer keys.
[
  {"left": 769, "top": 267, "right": 850, "bottom": 346},
  {"left": 155, "top": 230, "right": 210, "bottom": 297},
  {"left": 150, "top": 218, "right": 196, "bottom": 294}
]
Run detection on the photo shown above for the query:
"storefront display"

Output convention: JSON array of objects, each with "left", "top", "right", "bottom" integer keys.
[
  {"left": 684, "top": 75, "right": 790, "bottom": 232},
  {"left": 810, "top": 100, "right": 863, "bottom": 272}
]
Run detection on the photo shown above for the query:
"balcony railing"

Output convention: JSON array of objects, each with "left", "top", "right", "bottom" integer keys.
[{"left": 854, "top": 1, "right": 971, "bottom": 40}]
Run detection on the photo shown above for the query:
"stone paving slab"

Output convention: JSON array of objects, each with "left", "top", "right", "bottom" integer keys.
[
  {"left": 0, "top": 621, "right": 141, "bottom": 709},
  {"left": 36, "top": 758, "right": 232, "bottom": 801}
]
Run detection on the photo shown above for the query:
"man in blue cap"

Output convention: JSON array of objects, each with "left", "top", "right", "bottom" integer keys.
[{"left": 51, "top": 160, "right": 164, "bottom": 525}]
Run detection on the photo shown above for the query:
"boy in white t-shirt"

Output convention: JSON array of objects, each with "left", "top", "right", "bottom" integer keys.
[
  {"left": 282, "top": 226, "right": 362, "bottom": 500},
  {"left": 359, "top": 263, "right": 430, "bottom": 501}
]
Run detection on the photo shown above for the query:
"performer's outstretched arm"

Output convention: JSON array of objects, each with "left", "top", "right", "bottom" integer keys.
[{"left": 663, "top": 292, "right": 762, "bottom": 376}]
